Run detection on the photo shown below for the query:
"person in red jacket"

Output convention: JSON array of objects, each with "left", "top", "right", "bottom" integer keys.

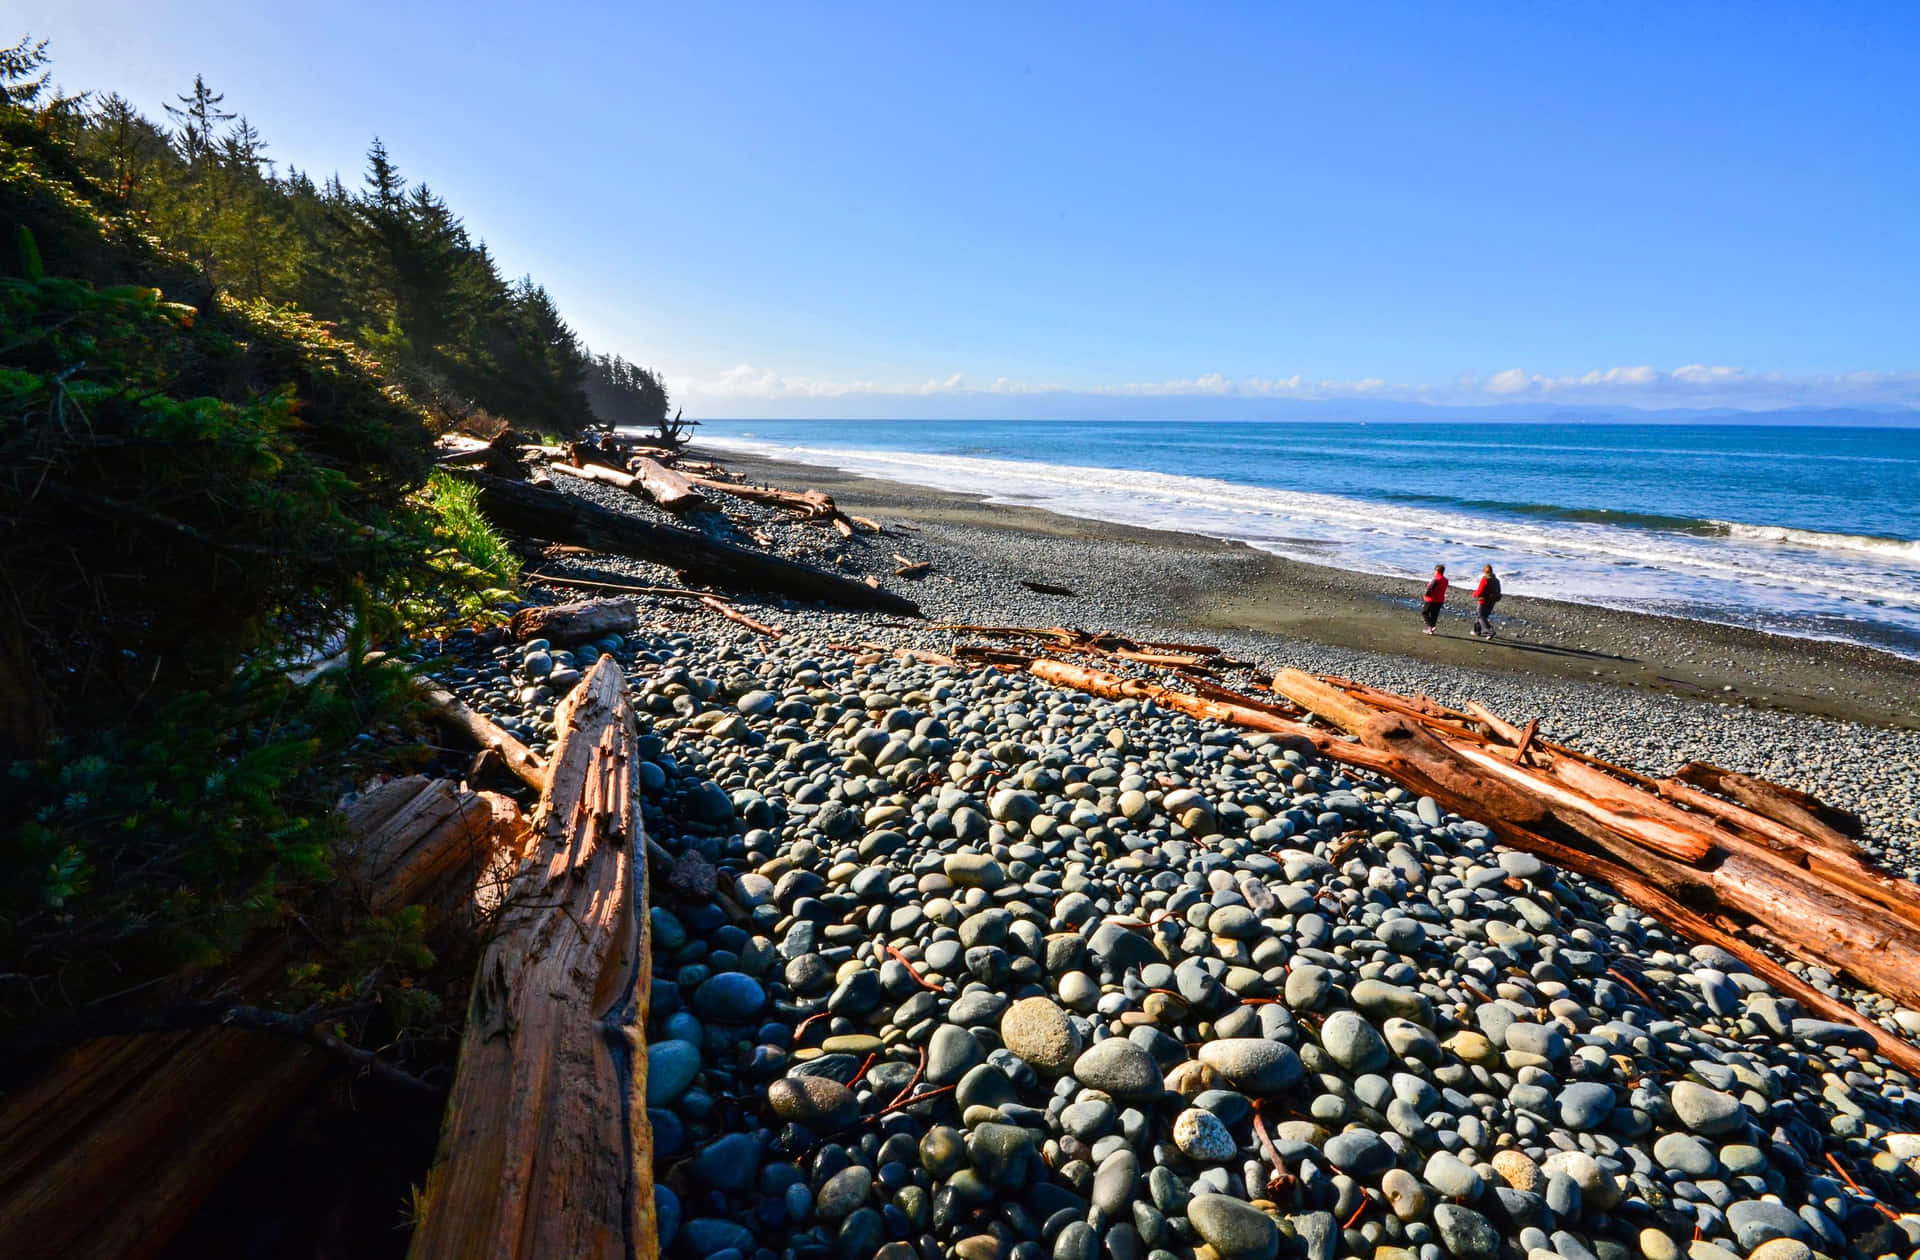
[
  {"left": 1420, "top": 564, "right": 1448, "bottom": 634},
  {"left": 1472, "top": 564, "right": 1503, "bottom": 638}
]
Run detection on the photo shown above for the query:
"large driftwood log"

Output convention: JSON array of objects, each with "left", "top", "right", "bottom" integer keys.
[
  {"left": 456, "top": 472, "right": 919, "bottom": 616},
  {"left": 509, "top": 597, "right": 640, "bottom": 644},
  {"left": 0, "top": 778, "right": 526, "bottom": 1260},
  {"left": 409, "top": 657, "right": 655, "bottom": 1260},
  {"left": 630, "top": 456, "right": 708, "bottom": 513}
]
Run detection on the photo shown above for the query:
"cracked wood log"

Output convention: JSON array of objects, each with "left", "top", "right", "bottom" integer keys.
[
  {"left": 0, "top": 779, "right": 526, "bottom": 1260},
  {"left": 1675, "top": 761, "right": 1866, "bottom": 848},
  {"left": 629, "top": 457, "right": 707, "bottom": 513},
  {"left": 455, "top": 472, "right": 919, "bottom": 616},
  {"left": 547, "top": 459, "right": 646, "bottom": 492},
  {"left": 1275, "top": 670, "right": 1714, "bottom": 864},
  {"left": 409, "top": 657, "right": 655, "bottom": 1260}
]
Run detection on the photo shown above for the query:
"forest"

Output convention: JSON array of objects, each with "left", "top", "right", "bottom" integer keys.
[{"left": 16, "top": 39, "right": 668, "bottom": 436}]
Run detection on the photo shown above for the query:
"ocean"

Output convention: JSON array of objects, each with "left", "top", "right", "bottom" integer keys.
[{"left": 692, "top": 419, "right": 1920, "bottom": 660}]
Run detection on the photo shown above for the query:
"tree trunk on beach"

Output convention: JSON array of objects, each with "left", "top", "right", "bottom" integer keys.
[
  {"left": 454, "top": 471, "right": 919, "bottom": 615},
  {"left": 407, "top": 658, "right": 656, "bottom": 1260}
]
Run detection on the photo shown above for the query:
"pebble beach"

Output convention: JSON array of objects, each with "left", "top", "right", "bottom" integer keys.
[{"left": 414, "top": 456, "right": 1920, "bottom": 1260}]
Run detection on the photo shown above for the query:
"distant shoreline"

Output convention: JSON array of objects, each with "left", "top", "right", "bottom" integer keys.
[{"left": 701, "top": 443, "right": 1920, "bottom": 731}]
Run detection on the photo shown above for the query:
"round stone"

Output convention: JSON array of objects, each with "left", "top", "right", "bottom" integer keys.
[
  {"left": 1670, "top": 1081, "right": 1748, "bottom": 1135},
  {"left": 1556, "top": 1082, "right": 1616, "bottom": 1131},
  {"left": 1746, "top": 1242, "right": 1813, "bottom": 1260},
  {"left": 1186, "top": 1193, "right": 1280, "bottom": 1260},
  {"left": 1000, "top": 997, "right": 1083, "bottom": 1073},
  {"left": 1173, "top": 1107, "right": 1237, "bottom": 1162},
  {"left": 1652, "top": 1132, "right": 1718, "bottom": 1178},
  {"left": 944, "top": 852, "right": 1007, "bottom": 889},
  {"left": 691, "top": 971, "right": 766, "bottom": 1022},
  {"left": 1197, "top": 1038, "right": 1304, "bottom": 1093},
  {"left": 1382, "top": 1167, "right": 1428, "bottom": 1220},
  {"left": 816, "top": 1165, "right": 872, "bottom": 1221},
  {"left": 928, "top": 1024, "right": 986, "bottom": 1085},
  {"left": 646, "top": 1039, "right": 700, "bottom": 1106},
  {"left": 766, "top": 1075, "right": 857, "bottom": 1129},
  {"left": 1424, "top": 1150, "right": 1483, "bottom": 1200},
  {"left": 1323, "top": 1128, "right": 1393, "bottom": 1176},
  {"left": 1432, "top": 1203, "right": 1500, "bottom": 1259},
  {"left": 1491, "top": 1150, "right": 1542, "bottom": 1192},
  {"left": 1378, "top": 917, "right": 1427, "bottom": 952},
  {"left": 1319, "top": 1010, "right": 1391, "bottom": 1074},
  {"left": 1072, "top": 1037, "right": 1164, "bottom": 1100}
]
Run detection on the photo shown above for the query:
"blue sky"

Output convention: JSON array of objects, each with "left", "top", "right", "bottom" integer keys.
[{"left": 18, "top": 2, "right": 1920, "bottom": 417}]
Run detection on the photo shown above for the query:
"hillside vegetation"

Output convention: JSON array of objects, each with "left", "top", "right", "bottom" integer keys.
[{"left": 0, "top": 35, "right": 649, "bottom": 1048}]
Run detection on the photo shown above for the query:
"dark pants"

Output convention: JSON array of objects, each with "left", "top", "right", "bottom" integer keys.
[
  {"left": 1421, "top": 602, "right": 1442, "bottom": 629},
  {"left": 1475, "top": 600, "right": 1497, "bottom": 635}
]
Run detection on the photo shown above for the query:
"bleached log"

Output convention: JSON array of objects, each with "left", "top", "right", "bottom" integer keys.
[{"left": 408, "top": 657, "right": 655, "bottom": 1260}]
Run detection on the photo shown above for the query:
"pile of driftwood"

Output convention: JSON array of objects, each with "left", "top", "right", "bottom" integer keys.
[
  {"left": 435, "top": 435, "right": 923, "bottom": 616},
  {"left": 955, "top": 627, "right": 1920, "bottom": 1076}
]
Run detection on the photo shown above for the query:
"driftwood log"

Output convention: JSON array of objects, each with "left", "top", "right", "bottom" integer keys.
[
  {"left": 408, "top": 656, "right": 655, "bottom": 1260},
  {"left": 509, "top": 597, "right": 640, "bottom": 644},
  {"left": 630, "top": 457, "right": 708, "bottom": 513},
  {"left": 682, "top": 472, "right": 839, "bottom": 519},
  {"left": 421, "top": 682, "right": 549, "bottom": 791},
  {"left": 0, "top": 778, "right": 526, "bottom": 1260},
  {"left": 454, "top": 472, "right": 919, "bottom": 616}
]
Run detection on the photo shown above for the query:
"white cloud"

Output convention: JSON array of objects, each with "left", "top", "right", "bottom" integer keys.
[{"left": 676, "top": 361, "right": 1920, "bottom": 412}]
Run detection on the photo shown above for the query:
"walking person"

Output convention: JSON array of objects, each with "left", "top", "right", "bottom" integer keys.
[
  {"left": 1472, "top": 564, "right": 1502, "bottom": 638},
  {"left": 1419, "top": 564, "right": 1448, "bottom": 634}
]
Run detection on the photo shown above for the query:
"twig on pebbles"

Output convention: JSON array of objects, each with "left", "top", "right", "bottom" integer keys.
[{"left": 884, "top": 945, "right": 948, "bottom": 993}]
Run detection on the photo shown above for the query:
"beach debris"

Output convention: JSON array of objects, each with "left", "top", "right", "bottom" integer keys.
[
  {"left": 409, "top": 658, "right": 656, "bottom": 1260},
  {"left": 447, "top": 471, "right": 920, "bottom": 615},
  {"left": 627, "top": 456, "right": 708, "bottom": 513},
  {"left": 1019, "top": 579, "right": 1077, "bottom": 595}
]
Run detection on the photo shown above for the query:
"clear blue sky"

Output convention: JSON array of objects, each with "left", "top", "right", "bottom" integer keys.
[{"left": 18, "top": 2, "right": 1920, "bottom": 416}]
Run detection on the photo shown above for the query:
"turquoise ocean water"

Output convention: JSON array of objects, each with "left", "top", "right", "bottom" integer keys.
[{"left": 694, "top": 420, "right": 1920, "bottom": 660}]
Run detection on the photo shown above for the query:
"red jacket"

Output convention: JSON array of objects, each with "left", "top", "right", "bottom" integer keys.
[{"left": 1423, "top": 574, "right": 1448, "bottom": 604}]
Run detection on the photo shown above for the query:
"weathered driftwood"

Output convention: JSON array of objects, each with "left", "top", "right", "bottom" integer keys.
[
  {"left": 509, "top": 596, "right": 640, "bottom": 644},
  {"left": 547, "top": 459, "right": 644, "bottom": 492},
  {"left": 421, "top": 682, "right": 550, "bottom": 791},
  {"left": 340, "top": 775, "right": 518, "bottom": 916},
  {"left": 0, "top": 778, "right": 526, "bottom": 1260},
  {"left": 700, "top": 594, "right": 782, "bottom": 637},
  {"left": 1676, "top": 760, "right": 1866, "bottom": 848},
  {"left": 409, "top": 657, "right": 655, "bottom": 1260},
  {"left": 1025, "top": 659, "right": 1346, "bottom": 765},
  {"left": 454, "top": 472, "right": 920, "bottom": 616},
  {"left": 683, "top": 472, "right": 839, "bottom": 519},
  {"left": 630, "top": 456, "right": 708, "bottom": 513}
]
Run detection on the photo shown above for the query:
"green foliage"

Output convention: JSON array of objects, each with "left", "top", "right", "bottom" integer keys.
[
  {"left": 391, "top": 471, "right": 521, "bottom": 628},
  {"left": 0, "top": 652, "right": 427, "bottom": 1033}
]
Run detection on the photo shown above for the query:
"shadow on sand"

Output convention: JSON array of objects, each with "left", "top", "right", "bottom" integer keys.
[{"left": 1460, "top": 633, "right": 1640, "bottom": 665}]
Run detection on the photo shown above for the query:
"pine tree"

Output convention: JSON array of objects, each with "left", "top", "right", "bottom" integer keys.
[{"left": 162, "top": 74, "right": 233, "bottom": 167}]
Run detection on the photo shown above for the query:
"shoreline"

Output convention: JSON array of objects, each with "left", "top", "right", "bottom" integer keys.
[{"left": 701, "top": 444, "right": 1920, "bottom": 731}]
